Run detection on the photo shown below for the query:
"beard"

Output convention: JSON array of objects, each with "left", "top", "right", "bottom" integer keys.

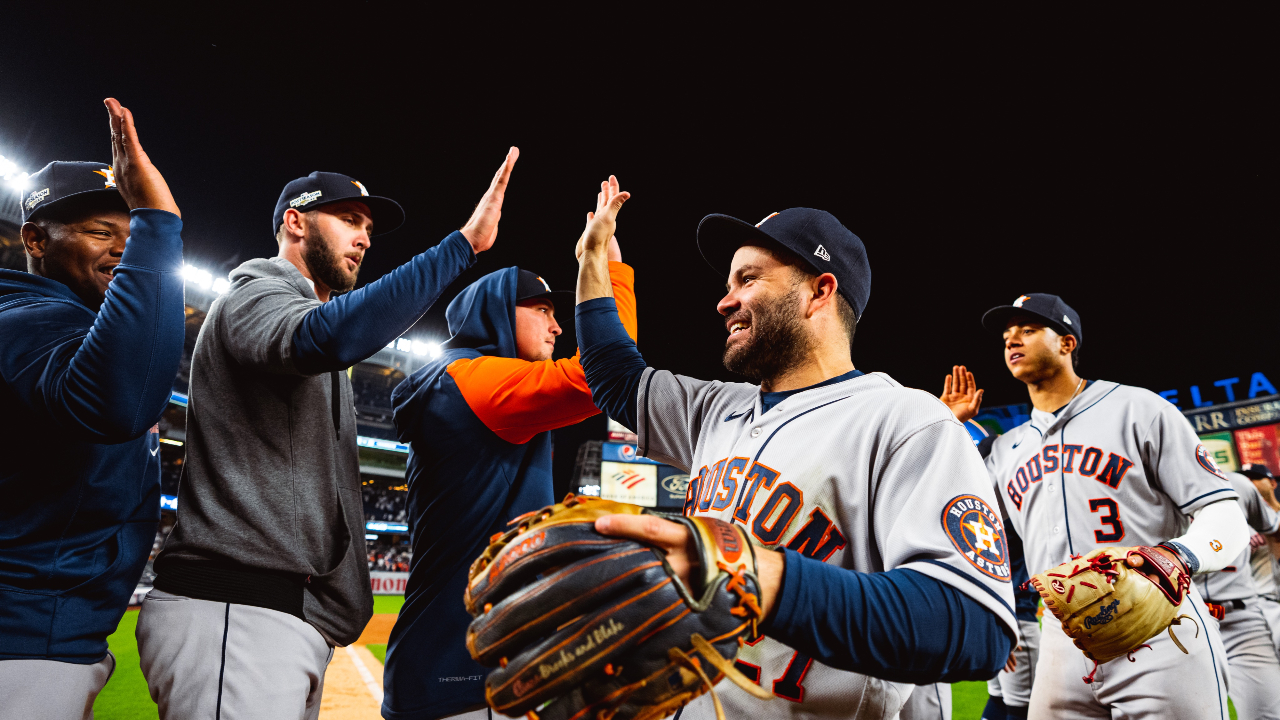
[
  {"left": 722, "top": 285, "right": 815, "bottom": 383},
  {"left": 303, "top": 225, "right": 360, "bottom": 293}
]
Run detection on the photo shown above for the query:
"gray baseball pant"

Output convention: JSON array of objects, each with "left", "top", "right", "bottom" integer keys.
[
  {"left": 1258, "top": 596, "right": 1280, "bottom": 654},
  {"left": 1219, "top": 598, "right": 1280, "bottom": 720},
  {"left": 137, "top": 589, "right": 333, "bottom": 720},
  {"left": 0, "top": 652, "right": 114, "bottom": 720},
  {"left": 899, "top": 682, "right": 952, "bottom": 720}
]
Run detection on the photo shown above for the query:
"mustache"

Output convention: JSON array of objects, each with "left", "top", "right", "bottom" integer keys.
[{"left": 724, "top": 309, "right": 751, "bottom": 330}]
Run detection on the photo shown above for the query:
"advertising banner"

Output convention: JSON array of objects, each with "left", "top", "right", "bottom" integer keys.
[
  {"left": 657, "top": 466, "right": 690, "bottom": 509},
  {"left": 1185, "top": 396, "right": 1280, "bottom": 434},
  {"left": 601, "top": 461, "right": 659, "bottom": 507},
  {"left": 1234, "top": 424, "right": 1280, "bottom": 472},
  {"left": 601, "top": 442, "right": 661, "bottom": 465},
  {"left": 370, "top": 571, "right": 409, "bottom": 595},
  {"left": 1197, "top": 431, "right": 1239, "bottom": 473}
]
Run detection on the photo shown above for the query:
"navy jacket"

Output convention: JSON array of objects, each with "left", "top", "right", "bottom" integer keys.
[
  {"left": 383, "top": 265, "right": 637, "bottom": 720},
  {"left": 0, "top": 209, "right": 185, "bottom": 663}
]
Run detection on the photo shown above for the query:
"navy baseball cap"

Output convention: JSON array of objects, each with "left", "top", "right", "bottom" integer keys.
[
  {"left": 1241, "top": 464, "right": 1274, "bottom": 481},
  {"left": 516, "top": 269, "right": 574, "bottom": 308},
  {"left": 982, "top": 293, "right": 1083, "bottom": 344},
  {"left": 273, "top": 172, "right": 405, "bottom": 237},
  {"left": 20, "top": 161, "right": 127, "bottom": 223},
  {"left": 697, "top": 208, "right": 871, "bottom": 318}
]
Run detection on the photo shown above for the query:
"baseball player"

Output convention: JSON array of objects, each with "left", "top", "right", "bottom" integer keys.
[
  {"left": 965, "top": 293, "right": 1250, "bottom": 719},
  {"left": 381, "top": 215, "right": 638, "bottom": 718},
  {"left": 572, "top": 183, "right": 1019, "bottom": 719},
  {"left": 1239, "top": 464, "right": 1280, "bottom": 651},
  {"left": 0, "top": 100, "right": 186, "bottom": 720},
  {"left": 1195, "top": 468, "right": 1280, "bottom": 718},
  {"left": 139, "top": 149, "right": 519, "bottom": 720}
]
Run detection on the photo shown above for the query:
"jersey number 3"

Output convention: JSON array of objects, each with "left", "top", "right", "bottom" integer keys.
[{"left": 1089, "top": 498, "right": 1125, "bottom": 543}]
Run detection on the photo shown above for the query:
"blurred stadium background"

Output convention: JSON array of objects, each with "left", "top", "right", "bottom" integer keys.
[{"left": 2, "top": 185, "right": 1267, "bottom": 719}]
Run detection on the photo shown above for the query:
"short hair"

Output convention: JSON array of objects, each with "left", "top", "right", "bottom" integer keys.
[{"left": 787, "top": 264, "right": 857, "bottom": 344}]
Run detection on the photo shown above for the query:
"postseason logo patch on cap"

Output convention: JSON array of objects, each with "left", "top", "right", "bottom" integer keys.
[
  {"left": 25, "top": 187, "right": 51, "bottom": 211},
  {"left": 290, "top": 190, "right": 323, "bottom": 208}
]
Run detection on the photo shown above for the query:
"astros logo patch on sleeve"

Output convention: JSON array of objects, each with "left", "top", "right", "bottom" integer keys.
[
  {"left": 1195, "top": 443, "right": 1227, "bottom": 480},
  {"left": 942, "top": 495, "right": 1011, "bottom": 581}
]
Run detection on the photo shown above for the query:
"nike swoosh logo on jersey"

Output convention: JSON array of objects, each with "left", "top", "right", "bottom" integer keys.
[
  {"left": 150, "top": 447, "right": 159, "bottom": 456},
  {"left": 724, "top": 410, "right": 748, "bottom": 422}
]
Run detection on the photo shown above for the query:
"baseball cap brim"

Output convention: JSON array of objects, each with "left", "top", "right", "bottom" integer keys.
[
  {"left": 25, "top": 187, "right": 127, "bottom": 223},
  {"left": 303, "top": 195, "right": 405, "bottom": 236},
  {"left": 981, "top": 305, "right": 1073, "bottom": 338},
  {"left": 697, "top": 214, "right": 824, "bottom": 277}
]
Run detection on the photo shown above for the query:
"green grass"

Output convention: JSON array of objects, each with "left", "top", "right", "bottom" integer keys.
[
  {"left": 373, "top": 594, "right": 405, "bottom": 614},
  {"left": 94, "top": 610, "right": 159, "bottom": 720},
  {"left": 368, "top": 643, "right": 388, "bottom": 665}
]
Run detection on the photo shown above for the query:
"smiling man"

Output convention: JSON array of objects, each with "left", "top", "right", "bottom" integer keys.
[
  {"left": 0, "top": 99, "right": 185, "bottom": 720},
  {"left": 382, "top": 179, "right": 637, "bottom": 720},
  {"left": 140, "top": 152, "right": 518, "bottom": 720},
  {"left": 570, "top": 189, "right": 1018, "bottom": 720}
]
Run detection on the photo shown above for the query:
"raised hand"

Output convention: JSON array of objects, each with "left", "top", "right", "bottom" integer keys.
[
  {"left": 104, "top": 98, "right": 180, "bottom": 217},
  {"left": 940, "top": 364, "right": 984, "bottom": 423},
  {"left": 460, "top": 147, "right": 519, "bottom": 253},
  {"left": 575, "top": 175, "right": 630, "bottom": 260}
]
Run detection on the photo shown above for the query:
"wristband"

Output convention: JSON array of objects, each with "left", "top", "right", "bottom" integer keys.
[{"left": 1157, "top": 540, "right": 1199, "bottom": 575}]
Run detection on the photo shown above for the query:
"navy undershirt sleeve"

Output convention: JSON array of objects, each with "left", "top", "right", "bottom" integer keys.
[
  {"left": 291, "top": 231, "right": 475, "bottom": 374},
  {"left": 768, "top": 549, "right": 1014, "bottom": 683},
  {"left": 576, "top": 296, "right": 647, "bottom": 431}
]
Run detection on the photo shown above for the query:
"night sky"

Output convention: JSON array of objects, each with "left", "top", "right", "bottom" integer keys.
[{"left": 3, "top": 12, "right": 1275, "bottom": 418}]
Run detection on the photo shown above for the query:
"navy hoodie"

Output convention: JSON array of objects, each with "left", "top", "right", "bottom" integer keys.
[
  {"left": 0, "top": 209, "right": 185, "bottom": 663},
  {"left": 383, "top": 263, "right": 636, "bottom": 720}
]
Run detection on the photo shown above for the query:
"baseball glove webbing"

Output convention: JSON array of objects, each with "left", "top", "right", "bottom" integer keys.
[{"left": 465, "top": 495, "right": 772, "bottom": 720}]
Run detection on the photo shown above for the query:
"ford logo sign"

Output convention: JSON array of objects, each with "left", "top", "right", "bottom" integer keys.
[{"left": 661, "top": 474, "right": 690, "bottom": 495}]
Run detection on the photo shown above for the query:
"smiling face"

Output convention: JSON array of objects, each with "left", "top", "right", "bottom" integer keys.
[
  {"left": 717, "top": 244, "right": 816, "bottom": 382},
  {"left": 299, "top": 200, "right": 373, "bottom": 293},
  {"left": 514, "top": 298, "right": 561, "bottom": 362},
  {"left": 1001, "top": 315, "right": 1077, "bottom": 384},
  {"left": 21, "top": 197, "right": 131, "bottom": 310}
]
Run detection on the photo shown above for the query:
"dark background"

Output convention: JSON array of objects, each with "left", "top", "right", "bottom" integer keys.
[{"left": 2, "top": 11, "right": 1274, "bottom": 471}]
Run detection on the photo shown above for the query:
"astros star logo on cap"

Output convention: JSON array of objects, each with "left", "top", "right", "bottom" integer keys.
[
  {"left": 93, "top": 168, "right": 116, "bottom": 189},
  {"left": 351, "top": 180, "right": 370, "bottom": 197},
  {"left": 1012, "top": 295, "right": 1030, "bottom": 307}
]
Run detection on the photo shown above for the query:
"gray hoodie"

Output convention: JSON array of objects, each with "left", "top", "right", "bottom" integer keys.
[{"left": 156, "top": 257, "right": 371, "bottom": 645}]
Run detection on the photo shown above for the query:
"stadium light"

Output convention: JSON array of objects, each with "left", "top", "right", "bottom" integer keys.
[
  {"left": 0, "top": 154, "right": 30, "bottom": 191},
  {"left": 212, "top": 277, "right": 230, "bottom": 294},
  {"left": 396, "top": 338, "right": 413, "bottom": 352},
  {"left": 181, "top": 264, "right": 213, "bottom": 291}
]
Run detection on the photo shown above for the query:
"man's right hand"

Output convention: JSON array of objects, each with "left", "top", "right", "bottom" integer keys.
[
  {"left": 574, "top": 176, "right": 629, "bottom": 303},
  {"left": 460, "top": 147, "right": 519, "bottom": 253},
  {"left": 105, "top": 98, "right": 180, "bottom": 218},
  {"left": 940, "top": 364, "right": 984, "bottom": 423}
]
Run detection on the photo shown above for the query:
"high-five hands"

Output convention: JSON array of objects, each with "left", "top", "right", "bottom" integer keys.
[
  {"left": 104, "top": 98, "right": 180, "bottom": 218},
  {"left": 940, "top": 365, "right": 984, "bottom": 423},
  {"left": 461, "top": 147, "right": 519, "bottom": 254}
]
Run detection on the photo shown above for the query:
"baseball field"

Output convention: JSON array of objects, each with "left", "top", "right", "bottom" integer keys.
[{"left": 91, "top": 600, "right": 1239, "bottom": 719}]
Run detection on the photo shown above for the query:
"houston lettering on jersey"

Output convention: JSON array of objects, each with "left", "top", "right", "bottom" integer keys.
[
  {"left": 1005, "top": 443, "right": 1135, "bottom": 510},
  {"left": 685, "top": 457, "right": 848, "bottom": 561}
]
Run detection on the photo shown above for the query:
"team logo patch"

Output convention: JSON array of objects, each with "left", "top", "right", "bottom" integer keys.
[
  {"left": 1012, "top": 294, "right": 1030, "bottom": 307},
  {"left": 941, "top": 495, "right": 1011, "bottom": 582},
  {"left": 93, "top": 167, "right": 116, "bottom": 188},
  {"left": 24, "top": 187, "right": 50, "bottom": 210},
  {"left": 351, "top": 180, "right": 369, "bottom": 196},
  {"left": 290, "top": 190, "right": 323, "bottom": 208},
  {"left": 1210, "top": 539, "right": 1223, "bottom": 552},
  {"left": 755, "top": 212, "right": 779, "bottom": 227},
  {"left": 1195, "top": 443, "right": 1227, "bottom": 480}
]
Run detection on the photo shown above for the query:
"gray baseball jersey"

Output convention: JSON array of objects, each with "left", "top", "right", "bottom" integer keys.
[
  {"left": 984, "top": 380, "right": 1238, "bottom": 577},
  {"left": 1251, "top": 543, "right": 1280, "bottom": 601},
  {"left": 1196, "top": 473, "right": 1280, "bottom": 603},
  {"left": 635, "top": 369, "right": 1017, "bottom": 719}
]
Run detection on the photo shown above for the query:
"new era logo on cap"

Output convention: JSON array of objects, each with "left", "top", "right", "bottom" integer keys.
[{"left": 814, "top": 244, "right": 831, "bottom": 261}]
